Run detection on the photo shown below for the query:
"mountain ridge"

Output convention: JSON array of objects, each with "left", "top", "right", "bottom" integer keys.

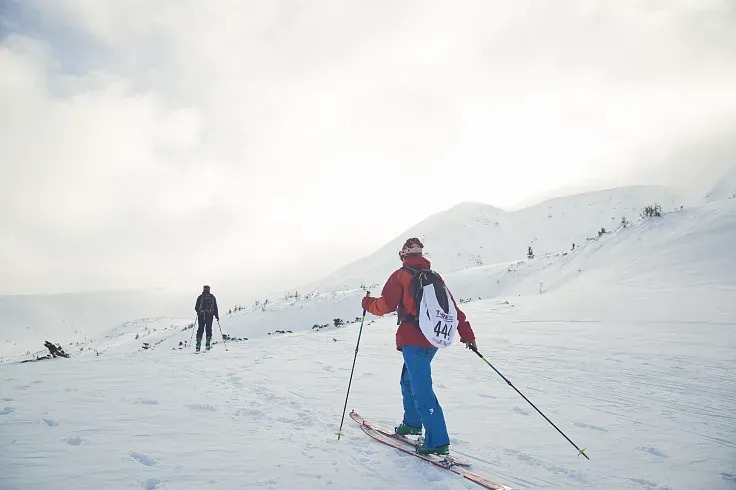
[
  {"left": 706, "top": 163, "right": 736, "bottom": 202},
  {"left": 307, "top": 184, "right": 689, "bottom": 292}
]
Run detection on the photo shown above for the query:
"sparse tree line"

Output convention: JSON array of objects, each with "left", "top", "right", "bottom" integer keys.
[
  {"left": 227, "top": 283, "right": 385, "bottom": 318},
  {"left": 226, "top": 290, "right": 333, "bottom": 316},
  {"left": 527, "top": 202, "right": 671, "bottom": 260},
  {"left": 312, "top": 316, "right": 365, "bottom": 331}
]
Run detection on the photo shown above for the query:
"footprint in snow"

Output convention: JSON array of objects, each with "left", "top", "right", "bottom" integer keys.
[
  {"left": 185, "top": 403, "right": 216, "bottom": 412},
  {"left": 574, "top": 422, "right": 608, "bottom": 432},
  {"left": 141, "top": 478, "right": 161, "bottom": 489},
  {"left": 297, "top": 411, "right": 314, "bottom": 425},
  {"left": 1, "top": 397, "right": 13, "bottom": 401},
  {"left": 131, "top": 398, "right": 159, "bottom": 405},
  {"left": 478, "top": 394, "right": 496, "bottom": 399},
  {"left": 512, "top": 406, "right": 529, "bottom": 416},
  {"left": 252, "top": 480, "right": 278, "bottom": 486},
  {"left": 129, "top": 452, "right": 157, "bottom": 466},
  {"left": 43, "top": 418, "right": 58, "bottom": 427},
  {"left": 0, "top": 407, "right": 14, "bottom": 415},
  {"left": 505, "top": 448, "right": 585, "bottom": 481},
  {"left": 636, "top": 446, "right": 667, "bottom": 458},
  {"left": 629, "top": 477, "right": 667, "bottom": 488},
  {"left": 64, "top": 436, "right": 84, "bottom": 446},
  {"left": 721, "top": 473, "right": 736, "bottom": 482},
  {"left": 233, "top": 408, "right": 264, "bottom": 420}
]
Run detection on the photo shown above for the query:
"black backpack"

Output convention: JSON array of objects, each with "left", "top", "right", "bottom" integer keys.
[
  {"left": 397, "top": 265, "right": 458, "bottom": 348},
  {"left": 397, "top": 266, "right": 451, "bottom": 326},
  {"left": 199, "top": 293, "right": 215, "bottom": 313}
]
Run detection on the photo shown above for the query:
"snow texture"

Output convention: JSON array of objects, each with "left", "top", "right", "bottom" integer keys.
[
  {"left": 1, "top": 187, "right": 735, "bottom": 489},
  {"left": 706, "top": 164, "right": 736, "bottom": 203}
]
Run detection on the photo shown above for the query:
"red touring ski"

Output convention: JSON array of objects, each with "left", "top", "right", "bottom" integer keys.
[{"left": 350, "top": 410, "right": 511, "bottom": 490}]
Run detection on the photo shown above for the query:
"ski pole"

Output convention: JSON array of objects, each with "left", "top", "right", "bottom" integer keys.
[
  {"left": 216, "top": 319, "right": 228, "bottom": 351},
  {"left": 468, "top": 344, "right": 589, "bottom": 460},
  {"left": 337, "top": 291, "right": 370, "bottom": 440},
  {"left": 190, "top": 317, "right": 197, "bottom": 346}
]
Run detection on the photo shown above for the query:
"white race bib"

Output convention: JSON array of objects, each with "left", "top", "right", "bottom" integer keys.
[{"left": 416, "top": 283, "right": 458, "bottom": 348}]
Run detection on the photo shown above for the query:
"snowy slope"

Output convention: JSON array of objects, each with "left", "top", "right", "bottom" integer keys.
[
  {"left": 0, "top": 289, "right": 194, "bottom": 359},
  {"left": 471, "top": 198, "right": 736, "bottom": 304},
  {"left": 3, "top": 195, "right": 728, "bottom": 362},
  {"left": 311, "top": 185, "right": 688, "bottom": 292},
  {"left": 0, "top": 184, "right": 685, "bottom": 360},
  {"left": 175, "top": 195, "right": 729, "bottom": 346},
  {"left": 1, "top": 261, "right": 734, "bottom": 489},
  {"left": 2, "top": 198, "right": 735, "bottom": 489},
  {"left": 190, "top": 199, "right": 736, "bottom": 347},
  {"left": 706, "top": 164, "right": 736, "bottom": 202}
]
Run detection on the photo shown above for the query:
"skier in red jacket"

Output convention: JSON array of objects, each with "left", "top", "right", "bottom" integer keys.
[{"left": 361, "top": 237, "right": 477, "bottom": 455}]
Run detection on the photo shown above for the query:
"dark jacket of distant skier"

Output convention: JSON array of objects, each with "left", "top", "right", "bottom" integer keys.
[
  {"left": 360, "top": 237, "right": 476, "bottom": 456},
  {"left": 194, "top": 285, "right": 219, "bottom": 350}
]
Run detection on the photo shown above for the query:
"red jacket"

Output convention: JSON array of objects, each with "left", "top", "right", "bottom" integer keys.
[{"left": 362, "top": 256, "right": 475, "bottom": 351}]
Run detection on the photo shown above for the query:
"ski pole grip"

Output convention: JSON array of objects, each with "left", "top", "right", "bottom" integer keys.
[{"left": 361, "top": 291, "right": 371, "bottom": 315}]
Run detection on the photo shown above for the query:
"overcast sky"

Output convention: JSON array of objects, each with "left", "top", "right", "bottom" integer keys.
[{"left": 1, "top": 0, "right": 735, "bottom": 296}]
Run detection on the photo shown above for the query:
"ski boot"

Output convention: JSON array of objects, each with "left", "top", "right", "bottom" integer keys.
[
  {"left": 416, "top": 443, "right": 450, "bottom": 456},
  {"left": 195, "top": 338, "right": 202, "bottom": 353},
  {"left": 205, "top": 337, "right": 212, "bottom": 351},
  {"left": 395, "top": 422, "right": 422, "bottom": 436}
]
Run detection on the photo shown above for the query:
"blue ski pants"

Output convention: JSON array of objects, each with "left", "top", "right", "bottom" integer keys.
[
  {"left": 197, "top": 313, "right": 213, "bottom": 341},
  {"left": 400, "top": 345, "right": 450, "bottom": 448}
]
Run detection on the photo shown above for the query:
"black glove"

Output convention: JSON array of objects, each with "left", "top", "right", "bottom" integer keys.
[{"left": 463, "top": 340, "right": 478, "bottom": 351}]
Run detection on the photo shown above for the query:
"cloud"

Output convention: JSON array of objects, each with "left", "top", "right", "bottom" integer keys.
[{"left": 2, "top": 0, "right": 736, "bottom": 295}]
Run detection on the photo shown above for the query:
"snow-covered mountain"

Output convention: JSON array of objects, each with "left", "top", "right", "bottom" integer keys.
[
  {"left": 188, "top": 197, "right": 736, "bottom": 343},
  {"left": 1, "top": 198, "right": 734, "bottom": 489},
  {"left": 0, "top": 184, "right": 694, "bottom": 360},
  {"left": 2, "top": 184, "right": 684, "bottom": 359},
  {"left": 9, "top": 194, "right": 732, "bottom": 362},
  {"left": 706, "top": 164, "right": 736, "bottom": 202},
  {"left": 310, "top": 185, "right": 688, "bottom": 292}
]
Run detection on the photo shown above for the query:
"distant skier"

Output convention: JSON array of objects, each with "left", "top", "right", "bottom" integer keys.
[
  {"left": 194, "top": 285, "right": 219, "bottom": 352},
  {"left": 361, "top": 238, "right": 477, "bottom": 456}
]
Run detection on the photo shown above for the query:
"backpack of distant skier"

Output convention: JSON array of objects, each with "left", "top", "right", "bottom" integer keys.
[
  {"left": 199, "top": 293, "right": 215, "bottom": 313},
  {"left": 399, "top": 266, "right": 458, "bottom": 348}
]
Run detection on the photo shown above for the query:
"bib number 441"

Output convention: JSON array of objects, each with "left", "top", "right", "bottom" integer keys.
[{"left": 434, "top": 321, "right": 453, "bottom": 341}]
